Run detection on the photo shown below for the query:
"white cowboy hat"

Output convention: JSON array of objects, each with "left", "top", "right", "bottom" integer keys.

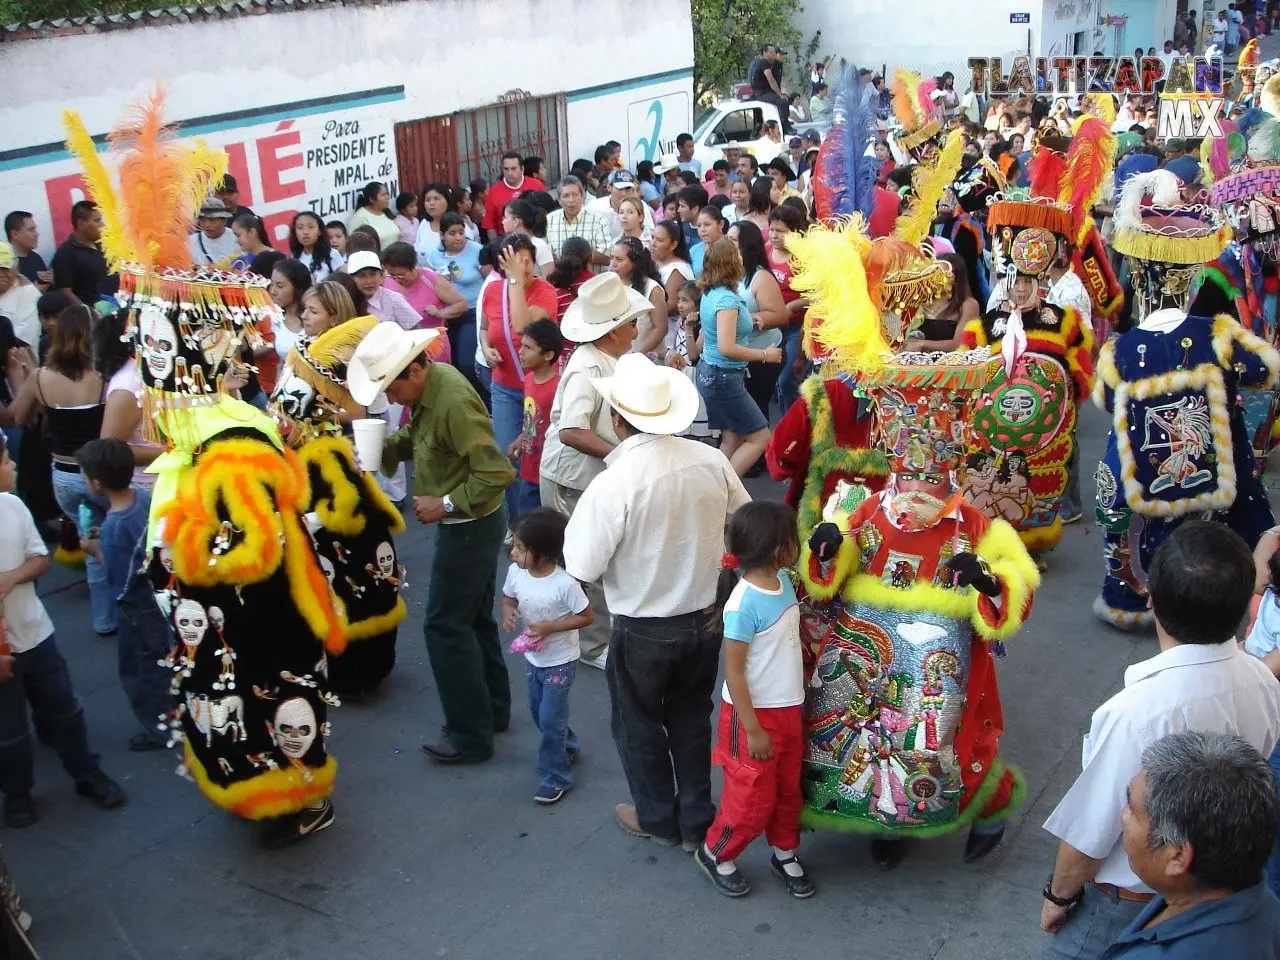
[
  {"left": 560, "top": 273, "right": 653, "bottom": 343},
  {"left": 347, "top": 320, "right": 441, "bottom": 406},
  {"left": 588, "top": 352, "right": 700, "bottom": 436}
]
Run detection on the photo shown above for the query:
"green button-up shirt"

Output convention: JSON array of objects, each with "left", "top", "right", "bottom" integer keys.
[{"left": 381, "top": 362, "right": 514, "bottom": 519}]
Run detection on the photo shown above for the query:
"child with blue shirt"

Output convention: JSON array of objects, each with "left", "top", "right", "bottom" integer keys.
[
  {"left": 77, "top": 438, "right": 173, "bottom": 751},
  {"left": 696, "top": 501, "right": 814, "bottom": 900},
  {"left": 500, "top": 508, "right": 593, "bottom": 806}
]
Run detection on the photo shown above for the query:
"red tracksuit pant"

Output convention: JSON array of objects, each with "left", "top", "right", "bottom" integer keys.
[{"left": 702, "top": 702, "right": 803, "bottom": 863}]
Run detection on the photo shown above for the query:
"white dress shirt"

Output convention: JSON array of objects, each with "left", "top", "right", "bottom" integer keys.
[
  {"left": 1043, "top": 639, "right": 1280, "bottom": 892},
  {"left": 564, "top": 433, "right": 751, "bottom": 618}
]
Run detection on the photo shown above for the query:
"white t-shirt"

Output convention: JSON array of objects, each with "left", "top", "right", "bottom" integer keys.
[
  {"left": 475, "top": 272, "right": 502, "bottom": 369},
  {"left": 0, "top": 493, "right": 55, "bottom": 653},
  {"left": 271, "top": 315, "right": 303, "bottom": 361},
  {"left": 720, "top": 575, "right": 804, "bottom": 708},
  {"left": 1247, "top": 591, "right": 1280, "bottom": 659},
  {"left": 0, "top": 282, "right": 40, "bottom": 348},
  {"left": 299, "top": 248, "right": 345, "bottom": 283},
  {"left": 188, "top": 228, "right": 240, "bottom": 266},
  {"left": 502, "top": 565, "right": 588, "bottom": 668},
  {"left": 532, "top": 236, "right": 555, "bottom": 275}
]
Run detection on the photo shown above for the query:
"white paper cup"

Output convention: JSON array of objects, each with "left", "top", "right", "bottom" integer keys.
[{"left": 351, "top": 418, "right": 386, "bottom": 473}]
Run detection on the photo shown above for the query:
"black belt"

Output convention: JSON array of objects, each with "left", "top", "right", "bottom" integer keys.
[
  {"left": 52, "top": 460, "right": 81, "bottom": 473},
  {"left": 614, "top": 605, "right": 717, "bottom": 625}
]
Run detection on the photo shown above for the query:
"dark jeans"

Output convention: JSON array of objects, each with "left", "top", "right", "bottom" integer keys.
[
  {"left": 117, "top": 599, "right": 176, "bottom": 743},
  {"left": 451, "top": 313, "right": 483, "bottom": 399},
  {"left": 745, "top": 359, "right": 782, "bottom": 423},
  {"left": 755, "top": 90, "right": 794, "bottom": 134},
  {"left": 473, "top": 360, "right": 493, "bottom": 413},
  {"left": 775, "top": 325, "right": 804, "bottom": 414},
  {"left": 513, "top": 479, "right": 541, "bottom": 523},
  {"left": 0, "top": 635, "right": 100, "bottom": 798},
  {"left": 1268, "top": 742, "right": 1280, "bottom": 896},
  {"left": 424, "top": 506, "right": 511, "bottom": 757},
  {"left": 606, "top": 608, "right": 721, "bottom": 843},
  {"left": 1037, "top": 884, "right": 1146, "bottom": 960},
  {"left": 526, "top": 661, "right": 580, "bottom": 791}
]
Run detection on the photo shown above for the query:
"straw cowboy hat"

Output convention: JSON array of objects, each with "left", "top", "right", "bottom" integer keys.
[
  {"left": 588, "top": 352, "right": 700, "bottom": 436},
  {"left": 560, "top": 273, "right": 653, "bottom": 343},
  {"left": 347, "top": 320, "right": 441, "bottom": 406}
]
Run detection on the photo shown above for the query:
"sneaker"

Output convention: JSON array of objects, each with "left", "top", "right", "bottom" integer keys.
[
  {"left": 3, "top": 795, "right": 36, "bottom": 829},
  {"left": 770, "top": 853, "right": 816, "bottom": 898},
  {"left": 579, "top": 649, "right": 608, "bottom": 671},
  {"left": 260, "top": 798, "right": 335, "bottom": 849},
  {"left": 74, "top": 771, "right": 126, "bottom": 810},
  {"left": 534, "top": 785, "right": 567, "bottom": 805},
  {"left": 694, "top": 844, "right": 750, "bottom": 897},
  {"left": 1061, "top": 509, "right": 1083, "bottom": 525},
  {"left": 128, "top": 732, "right": 166, "bottom": 752}
]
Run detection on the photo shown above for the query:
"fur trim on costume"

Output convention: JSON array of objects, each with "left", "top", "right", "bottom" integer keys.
[
  {"left": 1112, "top": 364, "right": 1236, "bottom": 516},
  {"left": 53, "top": 546, "right": 86, "bottom": 569},
  {"left": 183, "top": 739, "right": 336, "bottom": 820},
  {"left": 1213, "top": 314, "right": 1280, "bottom": 390},
  {"left": 1093, "top": 339, "right": 1119, "bottom": 411},
  {"left": 800, "top": 755, "right": 1022, "bottom": 837},
  {"left": 1092, "top": 594, "right": 1155, "bottom": 631},
  {"left": 799, "top": 535, "right": 859, "bottom": 602},
  {"left": 959, "top": 317, "right": 988, "bottom": 349},
  {"left": 974, "top": 518, "right": 1041, "bottom": 641},
  {"left": 346, "top": 596, "right": 407, "bottom": 641},
  {"left": 301, "top": 437, "right": 366, "bottom": 537},
  {"left": 972, "top": 763, "right": 1027, "bottom": 827},
  {"left": 1017, "top": 515, "right": 1063, "bottom": 554}
]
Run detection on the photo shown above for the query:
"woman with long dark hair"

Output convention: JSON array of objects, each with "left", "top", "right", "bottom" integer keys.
[
  {"left": 651, "top": 219, "right": 693, "bottom": 316},
  {"left": 745, "top": 177, "right": 774, "bottom": 233},
  {"left": 289, "top": 211, "right": 344, "bottom": 281},
  {"left": 610, "top": 237, "right": 668, "bottom": 357},
  {"left": 347, "top": 181, "right": 399, "bottom": 250},
  {"left": 728, "top": 220, "right": 786, "bottom": 454},
  {"left": 230, "top": 212, "right": 273, "bottom": 270},
  {"left": 268, "top": 257, "right": 313, "bottom": 368},
  {"left": 94, "top": 309, "right": 163, "bottom": 484},
  {"left": 394, "top": 191, "right": 420, "bottom": 244},
  {"left": 502, "top": 199, "right": 555, "bottom": 275},
  {"left": 912, "top": 252, "right": 979, "bottom": 351},
  {"left": 10, "top": 305, "right": 115, "bottom": 632},
  {"left": 414, "top": 182, "right": 457, "bottom": 264},
  {"left": 766, "top": 204, "right": 811, "bottom": 413}
]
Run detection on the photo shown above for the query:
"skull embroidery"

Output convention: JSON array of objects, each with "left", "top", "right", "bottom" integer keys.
[
  {"left": 275, "top": 373, "right": 317, "bottom": 421},
  {"left": 174, "top": 599, "right": 208, "bottom": 652},
  {"left": 139, "top": 303, "right": 179, "bottom": 384},
  {"left": 997, "top": 387, "right": 1037, "bottom": 426},
  {"left": 271, "top": 697, "right": 317, "bottom": 759},
  {"left": 208, "top": 606, "right": 225, "bottom": 634},
  {"left": 375, "top": 542, "right": 395, "bottom": 579}
]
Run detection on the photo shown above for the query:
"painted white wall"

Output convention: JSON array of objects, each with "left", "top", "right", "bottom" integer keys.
[{"left": 0, "top": 0, "right": 694, "bottom": 256}]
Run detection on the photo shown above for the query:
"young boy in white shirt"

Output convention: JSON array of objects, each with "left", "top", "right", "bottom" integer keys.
[{"left": 0, "top": 434, "right": 125, "bottom": 827}]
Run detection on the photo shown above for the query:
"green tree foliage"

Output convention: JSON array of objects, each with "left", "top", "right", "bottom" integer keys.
[
  {"left": 0, "top": 1, "right": 156, "bottom": 22},
  {"left": 691, "top": 0, "right": 804, "bottom": 103}
]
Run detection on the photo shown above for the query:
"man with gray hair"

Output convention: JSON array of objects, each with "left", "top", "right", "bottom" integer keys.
[
  {"left": 545, "top": 175, "right": 612, "bottom": 267},
  {"left": 1098, "top": 731, "right": 1280, "bottom": 957},
  {"left": 1037, "top": 521, "right": 1280, "bottom": 959}
]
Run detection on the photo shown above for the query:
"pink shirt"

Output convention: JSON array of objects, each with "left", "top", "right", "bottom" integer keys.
[{"left": 377, "top": 274, "right": 452, "bottom": 363}]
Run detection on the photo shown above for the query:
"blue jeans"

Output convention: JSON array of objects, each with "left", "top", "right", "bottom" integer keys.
[
  {"left": 0, "top": 635, "right": 100, "bottom": 798},
  {"left": 513, "top": 479, "right": 541, "bottom": 523},
  {"left": 526, "top": 661, "right": 579, "bottom": 791},
  {"left": 473, "top": 360, "right": 493, "bottom": 412},
  {"left": 1037, "top": 883, "right": 1146, "bottom": 960},
  {"left": 453, "top": 317, "right": 482, "bottom": 394},
  {"left": 775, "top": 324, "right": 804, "bottom": 414},
  {"left": 51, "top": 466, "right": 116, "bottom": 634},
  {"left": 1268, "top": 743, "right": 1280, "bottom": 896},
  {"left": 117, "top": 599, "right": 176, "bottom": 743},
  {"left": 489, "top": 381, "right": 524, "bottom": 523}
]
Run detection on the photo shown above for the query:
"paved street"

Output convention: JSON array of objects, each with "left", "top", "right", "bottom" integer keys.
[{"left": 7, "top": 398, "right": 1262, "bottom": 960}]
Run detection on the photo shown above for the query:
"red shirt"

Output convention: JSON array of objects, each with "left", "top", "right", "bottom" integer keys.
[
  {"left": 481, "top": 175, "right": 547, "bottom": 232},
  {"left": 518, "top": 369, "right": 561, "bottom": 484},
  {"left": 483, "top": 277, "right": 559, "bottom": 390},
  {"left": 869, "top": 187, "right": 901, "bottom": 239},
  {"left": 554, "top": 270, "right": 593, "bottom": 373}
]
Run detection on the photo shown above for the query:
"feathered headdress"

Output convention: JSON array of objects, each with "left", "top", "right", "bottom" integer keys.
[
  {"left": 1028, "top": 141, "right": 1068, "bottom": 201},
  {"left": 1079, "top": 92, "right": 1117, "bottom": 128},
  {"left": 786, "top": 218, "right": 886, "bottom": 376},
  {"left": 812, "top": 66, "right": 879, "bottom": 222},
  {"left": 1059, "top": 115, "right": 1116, "bottom": 243},
  {"left": 62, "top": 85, "right": 227, "bottom": 273},
  {"left": 893, "top": 129, "right": 965, "bottom": 246},
  {"left": 1113, "top": 169, "right": 1231, "bottom": 265},
  {"left": 891, "top": 69, "right": 942, "bottom": 152}
]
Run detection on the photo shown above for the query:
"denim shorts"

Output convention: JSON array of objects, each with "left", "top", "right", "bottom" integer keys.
[{"left": 696, "top": 363, "right": 768, "bottom": 435}]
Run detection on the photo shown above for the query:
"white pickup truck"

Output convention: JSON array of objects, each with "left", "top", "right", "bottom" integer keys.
[{"left": 690, "top": 90, "right": 832, "bottom": 173}]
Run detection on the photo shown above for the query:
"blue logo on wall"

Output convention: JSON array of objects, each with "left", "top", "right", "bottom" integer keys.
[{"left": 634, "top": 101, "right": 663, "bottom": 162}]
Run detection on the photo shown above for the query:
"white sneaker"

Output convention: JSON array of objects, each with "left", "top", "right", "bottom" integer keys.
[{"left": 579, "top": 649, "right": 608, "bottom": 670}]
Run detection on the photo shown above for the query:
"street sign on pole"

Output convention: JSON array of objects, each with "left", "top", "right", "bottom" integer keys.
[{"left": 1010, "top": 12, "right": 1031, "bottom": 23}]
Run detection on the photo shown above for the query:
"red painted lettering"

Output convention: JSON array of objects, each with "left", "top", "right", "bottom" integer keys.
[
  {"left": 261, "top": 209, "right": 297, "bottom": 252},
  {"left": 257, "top": 130, "right": 305, "bottom": 203},
  {"left": 45, "top": 173, "right": 90, "bottom": 246}
]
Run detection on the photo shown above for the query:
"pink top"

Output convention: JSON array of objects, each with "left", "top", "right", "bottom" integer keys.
[
  {"left": 106, "top": 359, "right": 156, "bottom": 489},
  {"left": 378, "top": 273, "right": 452, "bottom": 364}
]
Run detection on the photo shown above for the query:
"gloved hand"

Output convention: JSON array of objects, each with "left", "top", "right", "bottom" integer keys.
[
  {"left": 946, "top": 552, "right": 1001, "bottom": 597},
  {"left": 808, "top": 522, "right": 844, "bottom": 563}
]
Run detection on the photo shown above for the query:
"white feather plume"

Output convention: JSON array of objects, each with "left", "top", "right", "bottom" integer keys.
[{"left": 1114, "top": 169, "right": 1181, "bottom": 233}]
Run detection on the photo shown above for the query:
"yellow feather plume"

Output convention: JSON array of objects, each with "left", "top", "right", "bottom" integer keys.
[
  {"left": 1262, "top": 73, "right": 1280, "bottom": 118},
  {"left": 891, "top": 68, "right": 924, "bottom": 130},
  {"left": 787, "top": 218, "right": 887, "bottom": 378},
  {"left": 178, "top": 139, "right": 230, "bottom": 233},
  {"left": 893, "top": 129, "right": 965, "bottom": 247},
  {"left": 62, "top": 110, "right": 135, "bottom": 270},
  {"left": 1078, "top": 92, "right": 1117, "bottom": 128}
]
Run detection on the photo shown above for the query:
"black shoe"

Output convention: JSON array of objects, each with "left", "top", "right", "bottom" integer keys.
[
  {"left": 3, "top": 795, "right": 36, "bottom": 829},
  {"left": 128, "top": 732, "right": 166, "bottom": 752},
  {"left": 770, "top": 854, "right": 816, "bottom": 898},
  {"left": 963, "top": 825, "right": 1006, "bottom": 863},
  {"left": 74, "top": 771, "right": 126, "bottom": 809},
  {"left": 534, "top": 785, "right": 567, "bottom": 805},
  {"left": 420, "top": 740, "right": 490, "bottom": 764},
  {"left": 260, "top": 799, "right": 335, "bottom": 849},
  {"left": 870, "top": 837, "right": 906, "bottom": 871},
  {"left": 694, "top": 844, "right": 750, "bottom": 897}
]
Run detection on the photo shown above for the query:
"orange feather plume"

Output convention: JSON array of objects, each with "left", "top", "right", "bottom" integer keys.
[
  {"left": 1058, "top": 115, "right": 1115, "bottom": 244},
  {"left": 1028, "top": 144, "right": 1068, "bottom": 201},
  {"left": 891, "top": 69, "right": 924, "bottom": 130},
  {"left": 108, "top": 85, "right": 227, "bottom": 271}
]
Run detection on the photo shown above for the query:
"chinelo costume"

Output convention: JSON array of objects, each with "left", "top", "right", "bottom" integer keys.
[
  {"left": 268, "top": 316, "right": 407, "bottom": 698},
  {"left": 1093, "top": 168, "right": 1278, "bottom": 630},
  {"left": 62, "top": 91, "right": 347, "bottom": 847},
  {"left": 785, "top": 207, "right": 1039, "bottom": 869}
]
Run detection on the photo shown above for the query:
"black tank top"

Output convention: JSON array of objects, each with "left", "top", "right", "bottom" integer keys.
[{"left": 36, "top": 370, "right": 105, "bottom": 457}]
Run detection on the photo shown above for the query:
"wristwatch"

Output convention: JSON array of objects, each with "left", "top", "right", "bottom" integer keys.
[
  {"left": 1042, "top": 875, "right": 1084, "bottom": 908},
  {"left": 442, "top": 494, "right": 456, "bottom": 515}
]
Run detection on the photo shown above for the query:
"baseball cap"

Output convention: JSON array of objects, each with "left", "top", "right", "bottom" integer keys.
[
  {"left": 347, "top": 250, "right": 383, "bottom": 274},
  {"left": 0, "top": 242, "right": 15, "bottom": 271},
  {"left": 608, "top": 169, "right": 637, "bottom": 189}
]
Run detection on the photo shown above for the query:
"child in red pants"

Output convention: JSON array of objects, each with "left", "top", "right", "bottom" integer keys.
[{"left": 696, "top": 501, "right": 814, "bottom": 899}]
